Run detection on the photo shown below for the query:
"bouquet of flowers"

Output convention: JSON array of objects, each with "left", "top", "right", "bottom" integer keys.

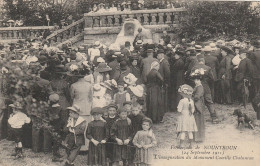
[{"left": 190, "top": 68, "right": 206, "bottom": 79}]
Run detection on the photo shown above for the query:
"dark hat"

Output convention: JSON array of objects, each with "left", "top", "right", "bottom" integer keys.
[
  {"left": 91, "top": 107, "right": 104, "bottom": 115},
  {"left": 125, "top": 41, "right": 131, "bottom": 47},
  {"left": 107, "top": 103, "right": 118, "bottom": 110},
  {"left": 157, "top": 49, "right": 165, "bottom": 54},
  {"left": 123, "top": 101, "right": 132, "bottom": 106},
  {"left": 147, "top": 49, "right": 154, "bottom": 53},
  {"left": 220, "top": 46, "right": 234, "bottom": 54},
  {"left": 175, "top": 50, "right": 184, "bottom": 56},
  {"left": 253, "top": 40, "right": 260, "bottom": 48},
  {"left": 239, "top": 49, "right": 248, "bottom": 54},
  {"left": 120, "top": 61, "right": 128, "bottom": 70},
  {"left": 95, "top": 63, "right": 112, "bottom": 73},
  {"left": 196, "top": 53, "right": 205, "bottom": 60},
  {"left": 54, "top": 64, "right": 67, "bottom": 73},
  {"left": 118, "top": 107, "right": 127, "bottom": 113},
  {"left": 117, "top": 81, "right": 125, "bottom": 87}
]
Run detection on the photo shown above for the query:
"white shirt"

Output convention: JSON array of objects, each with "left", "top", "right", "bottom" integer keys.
[
  {"left": 8, "top": 112, "right": 31, "bottom": 129},
  {"left": 232, "top": 55, "right": 241, "bottom": 67}
]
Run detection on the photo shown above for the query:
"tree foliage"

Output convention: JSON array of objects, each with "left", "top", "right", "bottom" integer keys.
[
  {"left": 177, "top": 1, "right": 260, "bottom": 41},
  {"left": 3, "top": 0, "right": 84, "bottom": 26}
]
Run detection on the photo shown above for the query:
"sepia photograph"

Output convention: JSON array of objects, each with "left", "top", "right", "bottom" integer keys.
[{"left": 0, "top": 0, "right": 259, "bottom": 166}]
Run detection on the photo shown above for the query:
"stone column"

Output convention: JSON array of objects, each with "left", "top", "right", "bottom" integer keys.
[
  {"left": 158, "top": 13, "right": 164, "bottom": 24},
  {"left": 100, "top": 16, "right": 107, "bottom": 27},
  {"left": 136, "top": 13, "right": 142, "bottom": 23},
  {"left": 143, "top": 14, "right": 149, "bottom": 25},
  {"left": 114, "top": 15, "right": 120, "bottom": 26},
  {"left": 93, "top": 16, "right": 100, "bottom": 27},
  {"left": 166, "top": 13, "right": 172, "bottom": 24},
  {"left": 121, "top": 14, "right": 127, "bottom": 24},
  {"left": 85, "top": 17, "right": 93, "bottom": 28},
  {"left": 150, "top": 13, "right": 157, "bottom": 25}
]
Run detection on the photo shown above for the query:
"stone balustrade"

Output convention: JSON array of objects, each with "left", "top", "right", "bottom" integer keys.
[
  {"left": 84, "top": 8, "right": 186, "bottom": 28},
  {"left": 0, "top": 26, "right": 54, "bottom": 41},
  {"left": 46, "top": 18, "right": 85, "bottom": 46}
]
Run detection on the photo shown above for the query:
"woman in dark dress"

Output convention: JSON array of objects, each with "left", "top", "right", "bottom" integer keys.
[
  {"left": 191, "top": 71, "right": 205, "bottom": 142},
  {"left": 146, "top": 61, "right": 165, "bottom": 123}
]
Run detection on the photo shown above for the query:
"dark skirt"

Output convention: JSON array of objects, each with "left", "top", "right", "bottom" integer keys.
[
  {"left": 113, "top": 144, "right": 131, "bottom": 162},
  {"left": 32, "top": 127, "right": 43, "bottom": 152},
  {"left": 146, "top": 85, "right": 165, "bottom": 123},
  {"left": 194, "top": 111, "right": 205, "bottom": 142},
  {"left": 88, "top": 142, "right": 106, "bottom": 165},
  {"left": 22, "top": 123, "right": 32, "bottom": 148}
]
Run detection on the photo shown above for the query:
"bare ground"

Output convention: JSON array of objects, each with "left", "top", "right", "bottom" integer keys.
[{"left": 0, "top": 103, "right": 260, "bottom": 166}]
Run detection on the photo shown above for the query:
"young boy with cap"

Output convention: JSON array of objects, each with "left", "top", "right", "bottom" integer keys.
[
  {"left": 47, "top": 93, "right": 65, "bottom": 162},
  {"left": 86, "top": 107, "right": 109, "bottom": 166},
  {"left": 105, "top": 104, "right": 119, "bottom": 165},
  {"left": 8, "top": 102, "right": 31, "bottom": 158},
  {"left": 64, "top": 105, "right": 87, "bottom": 166}
]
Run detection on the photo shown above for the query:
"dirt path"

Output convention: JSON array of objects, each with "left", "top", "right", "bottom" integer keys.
[{"left": 0, "top": 104, "right": 259, "bottom": 166}]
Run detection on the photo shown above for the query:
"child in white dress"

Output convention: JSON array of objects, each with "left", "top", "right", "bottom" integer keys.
[{"left": 176, "top": 84, "right": 197, "bottom": 149}]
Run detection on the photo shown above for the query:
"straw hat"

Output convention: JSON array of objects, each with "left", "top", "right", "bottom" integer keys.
[
  {"left": 129, "top": 85, "right": 144, "bottom": 97},
  {"left": 49, "top": 93, "right": 60, "bottom": 103},
  {"left": 203, "top": 46, "right": 212, "bottom": 52},
  {"left": 123, "top": 73, "right": 137, "bottom": 85},
  {"left": 67, "top": 105, "right": 81, "bottom": 114},
  {"left": 100, "top": 81, "right": 112, "bottom": 90}
]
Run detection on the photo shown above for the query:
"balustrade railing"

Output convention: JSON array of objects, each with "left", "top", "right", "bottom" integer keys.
[
  {"left": 46, "top": 18, "right": 85, "bottom": 46},
  {"left": 0, "top": 26, "right": 54, "bottom": 40},
  {"left": 84, "top": 8, "right": 186, "bottom": 28}
]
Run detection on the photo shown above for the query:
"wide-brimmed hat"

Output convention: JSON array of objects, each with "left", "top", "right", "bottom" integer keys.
[
  {"left": 67, "top": 105, "right": 81, "bottom": 114},
  {"left": 123, "top": 101, "right": 132, "bottom": 106},
  {"left": 157, "top": 49, "right": 165, "bottom": 54},
  {"left": 146, "top": 49, "right": 154, "bottom": 53},
  {"left": 123, "top": 73, "right": 137, "bottom": 85},
  {"left": 195, "top": 45, "right": 202, "bottom": 51},
  {"left": 136, "top": 40, "right": 143, "bottom": 45},
  {"left": 178, "top": 84, "right": 193, "bottom": 97},
  {"left": 91, "top": 107, "right": 104, "bottom": 115},
  {"left": 9, "top": 102, "right": 23, "bottom": 109},
  {"left": 220, "top": 46, "right": 234, "bottom": 54},
  {"left": 203, "top": 46, "right": 212, "bottom": 52},
  {"left": 129, "top": 85, "right": 144, "bottom": 97},
  {"left": 95, "top": 63, "right": 112, "bottom": 73},
  {"left": 97, "top": 57, "right": 105, "bottom": 63}
]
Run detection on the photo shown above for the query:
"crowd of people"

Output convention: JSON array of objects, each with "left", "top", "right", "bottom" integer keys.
[
  {"left": 0, "top": 29, "right": 260, "bottom": 166},
  {"left": 88, "top": 0, "right": 181, "bottom": 13}
]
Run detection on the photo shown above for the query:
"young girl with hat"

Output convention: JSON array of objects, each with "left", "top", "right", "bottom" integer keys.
[
  {"left": 86, "top": 107, "right": 108, "bottom": 166},
  {"left": 176, "top": 84, "right": 197, "bottom": 149},
  {"left": 133, "top": 117, "right": 157, "bottom": 166},
  {"left": 8, "top": 102, "right": 31, "bottom": 158},
  {"left": 111, "top": 108, "right": 133, "bottom": 166}
]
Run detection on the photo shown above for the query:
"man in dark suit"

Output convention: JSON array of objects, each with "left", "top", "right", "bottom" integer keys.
[
  {"left": 250, "top": 41, "right": 260, "bottom": 98},
  {"left": 161, "top": 31, "right": 171, "bottom": 46},
  {"left": 235, "top": 49, "right": 254, "bottom": 105},
  {"left": 203, "top": 46, "right": 219, "bottom": 102},
  {"left": 191, "top": 54, "right": 219, "bottom": 123},
  {"left": 140, "top": 48, "right": 158, "bottom": 83},
  {"left": 156, "top": 49, "right": 170, "bottom": 117}
]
